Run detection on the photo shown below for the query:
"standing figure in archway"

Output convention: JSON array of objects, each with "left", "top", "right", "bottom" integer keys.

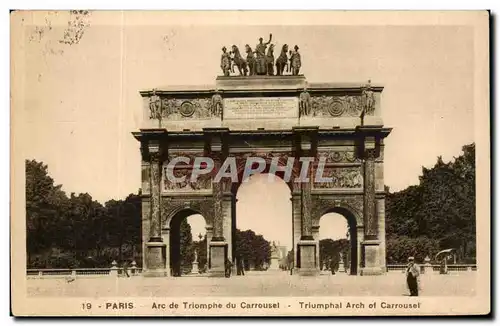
[{"left": 225, "top": 257, "right": 233, "bottom": 278}]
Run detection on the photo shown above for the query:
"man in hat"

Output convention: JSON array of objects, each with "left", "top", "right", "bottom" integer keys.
[{"left": 406, "top": 257, "right": 420, "bottom": 296}]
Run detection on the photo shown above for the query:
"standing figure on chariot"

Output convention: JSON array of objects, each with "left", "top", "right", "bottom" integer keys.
[{"left": 254, "top": 33, "right": 273, "bottom": 75}]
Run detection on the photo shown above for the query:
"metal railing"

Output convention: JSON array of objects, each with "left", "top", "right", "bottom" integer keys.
[{"left": 386, "top": 264, "right": 477, "bottom": 273}]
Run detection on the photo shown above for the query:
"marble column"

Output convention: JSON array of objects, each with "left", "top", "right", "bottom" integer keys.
[
  {"left": 297, "top": 160, "right": 318, "bottom": 275},
  {"left": 363, "top": 149, "right": 377, "bottom": 237},
  {"left": 300, "top": 174, "right": 314, "bottom": 241},
  {"left": 208, "top": 158, "right": 227, "bottom": 277},
  {"left": 149, "top": 151, "right": 162, "bottom": 242},
  {"left": 291, "top": 194, "right": 301, "bottom": 270},
  {"left": 143, "top": 148, "right": 167, "bottom": 277},
  {"left": 361, "top": 148, "right": 383, "bottom": 275}
]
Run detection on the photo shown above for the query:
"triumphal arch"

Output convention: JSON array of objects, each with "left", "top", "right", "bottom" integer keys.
[{"left": 133, "top": 40, "right": 391, "bottom": 277}]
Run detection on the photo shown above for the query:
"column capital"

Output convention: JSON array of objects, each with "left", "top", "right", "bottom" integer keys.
[
  {"left": 133, "top": 129, "right": 169, "bottom": 162},
  {"left": 293, "top": 126, "right": 319, "bottom": 157},
  {"left": 203, "top": 127, "right": 230, "bottom": 156}
]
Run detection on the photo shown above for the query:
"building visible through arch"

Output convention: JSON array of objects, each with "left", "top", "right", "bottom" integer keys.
[{"left": 133, "top": 74, "right": 391, "bottom": 277}]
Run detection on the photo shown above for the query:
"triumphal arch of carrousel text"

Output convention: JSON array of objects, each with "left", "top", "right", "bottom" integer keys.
[{"left": 133, "top": 37, "right": 391, "bottom": 277}]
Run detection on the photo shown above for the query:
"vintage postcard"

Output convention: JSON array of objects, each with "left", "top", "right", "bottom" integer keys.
[{"left": 10, "top": 11, "right": 490, "bottom": 316}]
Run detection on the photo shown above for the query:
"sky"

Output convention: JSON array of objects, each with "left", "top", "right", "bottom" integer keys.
[{"left": 15, "top": 12, "right": 476, "bottom": 249}]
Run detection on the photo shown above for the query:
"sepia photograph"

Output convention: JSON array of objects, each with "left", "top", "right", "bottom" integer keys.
[{"left": 10, "top": 10, "right": 490, "bottom": 316}]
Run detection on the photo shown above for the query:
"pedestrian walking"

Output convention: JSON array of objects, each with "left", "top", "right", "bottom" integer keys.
[
  {"left": 406, "top": 257, "right": 420, "bottom": 296},
  {"left": 123, "top": 261, "right": 130, "bottom": 278},
  {"left": 224, "top": 258, "right": 232, "bottom": 278}
]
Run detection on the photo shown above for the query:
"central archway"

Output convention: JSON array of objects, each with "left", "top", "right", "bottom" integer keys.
[{"left": 231, "top": 172, "right": 293, "bottom": 274}]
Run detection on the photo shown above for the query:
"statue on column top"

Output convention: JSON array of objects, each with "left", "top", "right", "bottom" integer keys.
[
  {"left": 361, "top": 79, "right": 376, "bottom": 115},
  {"left": 299, "top": 87, "right": 312, "bottom": 117}
]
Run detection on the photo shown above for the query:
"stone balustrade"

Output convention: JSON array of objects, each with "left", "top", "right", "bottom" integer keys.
[{"left": 27, "top": 261, "right": 142, "bottom": 279}]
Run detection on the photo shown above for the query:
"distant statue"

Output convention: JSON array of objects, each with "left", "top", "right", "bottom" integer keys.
[
  {"left": 211, "top": 92, "right": 223, "bottom": 117},
  {"left": 230, "top": 45, "right": 248, "bottom": 76},
  {"left": 255, "top": 33, "right": 273, "bottom": 75},
  {"left": 361, "top": 80, "right": 376, "bottom": 114},
  {"left": 275, "top": 44, "right": 289, "bottom": 76},
  {"left": 220, "top": 46, "right": 231, "bottom": 77},
  {"left": 290, "top": 45, "right": 302, "bottom": 75},
  {"left": 245, "top": 44, "right": 256, "bottom": 76},
  {"left": 265, "top": 44, "right": 275, "bottom": 76},
  {"left": 299, "top": 89, "right": 311, "bottom": 116}
]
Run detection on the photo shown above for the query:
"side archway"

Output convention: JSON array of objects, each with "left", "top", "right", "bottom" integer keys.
[
  {"left": 163, "top": 207, "right": 210, "bottom": 277},
  {"left": 313, "top": 206, "right": 359, "bottom": 275}
]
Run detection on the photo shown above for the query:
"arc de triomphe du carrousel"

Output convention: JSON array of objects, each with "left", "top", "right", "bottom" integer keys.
[{"left": 132, "top": 36, "right": 391, "bottom": 277}]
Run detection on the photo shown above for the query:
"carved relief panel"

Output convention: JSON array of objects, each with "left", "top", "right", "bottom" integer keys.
[
  {"left": 149, "top": 96, "right": 221, "bottom": 120},
  {"left": 310, "top": 196, "right": 364, "bottom": 226},
  {"left": 161, "top": 198, "right": 215, "bottom": 228},
  {"left": 308, "top": 95, "right": 375, "bottom": 118},
  {"left": 317, "top": 150, "right": 360, "bottom": 163},
  {"left": 163, "top": 167, "right": 213, "bottom": 192},
  {"left": 313, "top": 166, "right": 363, "bottom": 189},
  {"left": 163, "top": 152, "right": 213, "bottom": 193}
]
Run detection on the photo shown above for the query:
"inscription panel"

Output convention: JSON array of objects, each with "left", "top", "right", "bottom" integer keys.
[{"left": 224, "top": 97, "right": 298, "bottom": 119}]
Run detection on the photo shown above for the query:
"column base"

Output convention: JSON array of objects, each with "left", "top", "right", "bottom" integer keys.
[
  {"left": 297, "top": 240, "right": 318, "bottom": 275},
  {"left": 360, "top": 267, "right": 384, "bottom": 276},
  {"left": 142, "top": 269, "right": 168, "bottom": 277},
  {"left": 208, "top": 240, "right": 227, "bottom": 277},
  {"left": 360, "top": 240, "right": 384, "bottom": 276},
  {"left": 143, "top": 241, "right": 167, "bottom": 277},
  {"left": 297, "top": 267, "right": 320, "bottom": 276}
]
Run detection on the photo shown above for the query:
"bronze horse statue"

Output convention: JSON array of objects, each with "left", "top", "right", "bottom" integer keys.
[
  {"left": 245, "top": 44, "right": 256, "bottom": 76},
  {"left": 266, "top": 44, "right": 275, "bottom": 76},
  {"left": 230, "top": 45, "right": 248, "bottom": 76},
  {"left": 275, "top": 44, "right": 289, "bottom": 76}
]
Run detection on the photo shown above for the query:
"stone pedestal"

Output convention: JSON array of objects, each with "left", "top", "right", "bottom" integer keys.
[
  {"left": 191, "top": 261, "right": 199, "bottom": 274},
  {"left": 298, "top": 240, "right": 319, "bottom": 276},
  {"left": 109, "top": 260, "right": 118, "bottom": 277},
  {"left": 423, "top": 256, "right": 433, "bottom": 275},
  {"left": 360, "top": 241, "right": 383, "bottom": 275},
  {"left": 143, "top": 241, "right": 167, "bottom": 277},
  {"left": 269, "top": 256, "right": 280, "bottom": 271},
  {"left": 208, "top": 241, "right": 227, "bottom": 277},
  {"left": 338, "top": 261, "right": 345, "bottom": 273},
  {"left": 338, "top": 252, "right": 346, "bottom": 273}
]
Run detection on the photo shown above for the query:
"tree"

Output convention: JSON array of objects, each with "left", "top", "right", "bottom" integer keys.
[
  {"left": 179, "top": 219, "right": 193, "bottom": 273},
  {"left": 26, "top": 159, "right": 143, "bottom": 269},
  {"left": 26, "top": 160, "right": 69, "bottom": 264},
  {"left": 385, "top": 144, "right": 476, "bottom": 263},
  {"left": 234, "top": 229, "right": 271, "bottom": 270},
  {"left": 319, "top": 238, "right": 349, "bottom": 270}
]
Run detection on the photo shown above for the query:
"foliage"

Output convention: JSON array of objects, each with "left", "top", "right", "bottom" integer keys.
[
  {"left": 386, "top": 144, "right": 476, "bottom": 263},
  {"left": 386, "top": 236, "right": 440, "bottom": 264},
  {"left": 319, "top": 239, "right": 349, "bottom": 270},
  {"left": 26, "top": 159, "right": 141, "bottom": 268},
  {"left": 234, "top": 229, "right": 271, "bottom": 270},
  {"left": 179, "top": 219, "right": 193, "bottom": 273}
]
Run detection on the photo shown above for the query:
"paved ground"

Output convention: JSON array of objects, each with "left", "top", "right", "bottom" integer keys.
[{"left": 27, "top": 271, "right": 476, "bottom": 297}]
